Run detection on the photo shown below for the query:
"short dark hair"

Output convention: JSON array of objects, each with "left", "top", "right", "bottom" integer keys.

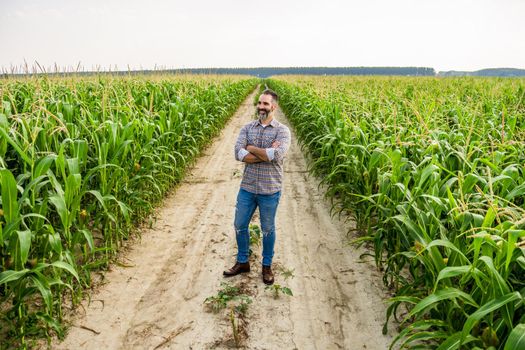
[{"left": 262, "top": 89, "right": 279, "bottom": 103}]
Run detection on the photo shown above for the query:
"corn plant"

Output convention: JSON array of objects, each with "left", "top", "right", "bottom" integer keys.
[
  {"left": 0, "top": 74, "right": 257, "bottom": 347},
  {"left": 268, "top": 76, "right": 525, "bottom": 349}
]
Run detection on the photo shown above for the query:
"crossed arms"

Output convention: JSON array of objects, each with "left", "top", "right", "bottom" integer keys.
[
  {"left": 241, "top": 141, "right": 281, "bottom": 163},
  {"left": 234, "top": 126, "right": 291, "bottom": 164}
]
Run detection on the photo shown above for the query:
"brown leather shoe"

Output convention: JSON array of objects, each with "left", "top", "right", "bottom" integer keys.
[
  {"left": 223, "top": 261, "right": 250, "bottom": 277},
  {"left": 262, "top": 265, "right": 274, "bottom": 285}
]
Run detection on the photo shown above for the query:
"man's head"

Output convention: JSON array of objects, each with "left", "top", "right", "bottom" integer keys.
[{"left": 256, "top": 89, "right": 279, "bottom": 121}]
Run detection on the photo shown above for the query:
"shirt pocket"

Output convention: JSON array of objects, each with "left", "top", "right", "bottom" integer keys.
[
  {"left": 246, "top": 134, "right": 255, "bottom": 146},
  {"left": 260, "top": 130, "right": 277, "bottom": 148},
  {"left": 246, "top": 130, "right": 257, "bottom": 146}
]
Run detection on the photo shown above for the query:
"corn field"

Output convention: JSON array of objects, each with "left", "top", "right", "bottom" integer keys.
[
  {"left": 268, "top": 76, "right": 525, "bottom": 349},
  {"left": 0, "top": 75, "right": 256, "bottom": 348}
]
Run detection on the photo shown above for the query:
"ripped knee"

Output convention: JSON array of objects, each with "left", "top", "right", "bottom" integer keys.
[
  {"left": 260, "top": 219, "right": 275, "bottom": 236},
  {"left": 234, "top": 224, "right": 249, "bottom": 236},
  {"left": 261, "top": 228, "right": 274, "bottom": 237}
]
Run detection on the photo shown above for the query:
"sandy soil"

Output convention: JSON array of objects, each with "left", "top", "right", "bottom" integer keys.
[{"left": 52, "top": 89, "right": 393, "bottom": 349}]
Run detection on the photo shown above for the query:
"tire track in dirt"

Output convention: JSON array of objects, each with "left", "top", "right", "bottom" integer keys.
[{"left": 53, "top": 88, "right": 393, "bottom": 350}]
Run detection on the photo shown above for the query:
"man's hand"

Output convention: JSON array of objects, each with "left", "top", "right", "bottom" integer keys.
[{"left": 271, "top": 141, "right": 280, "bottom": 149}]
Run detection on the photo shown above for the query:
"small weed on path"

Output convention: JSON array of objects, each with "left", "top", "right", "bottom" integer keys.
[
  {"left": 204, "top": 281, "right": 252, "bottom": 348},
  {"left": 207, "top": 223, "right": 296, "bottom": 347},
  {"left": 248, "top": 224, "right": 261, "bottom": 257},
  {"left": 276, "top": 265, "right": 295, "bottom": 281},
  {"left": 204, "top": 282, "right": 251, "bottom": 314},
  {"left": 265, "top": 284, "right": 294, "bottom": 299}
]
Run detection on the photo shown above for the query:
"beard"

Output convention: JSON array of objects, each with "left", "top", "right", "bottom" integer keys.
[{"left": 257, "top": 108, "right": 271, "bottom": 121}]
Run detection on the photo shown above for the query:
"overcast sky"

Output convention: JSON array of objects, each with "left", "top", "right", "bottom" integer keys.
[{"left": 1, "top": 0, "right": 524, "bottom": 72}]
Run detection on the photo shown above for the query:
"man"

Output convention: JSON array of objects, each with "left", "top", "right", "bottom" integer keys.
[{"left": 223, "top": 89, "right": 291, "bottom": 285}]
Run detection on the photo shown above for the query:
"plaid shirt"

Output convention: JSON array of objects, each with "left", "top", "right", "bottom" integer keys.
[{"left": 234, "top": 118, "right": 291, "bottom": 194}]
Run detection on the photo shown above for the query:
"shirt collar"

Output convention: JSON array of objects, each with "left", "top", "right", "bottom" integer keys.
[{"left": 257, "top": 118, "right": 278, "bottom": 127}]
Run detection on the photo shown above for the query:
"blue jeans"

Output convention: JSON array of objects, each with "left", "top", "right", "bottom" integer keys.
[{"left": 234, "top": 188, "right": 281, "bottom": 266}]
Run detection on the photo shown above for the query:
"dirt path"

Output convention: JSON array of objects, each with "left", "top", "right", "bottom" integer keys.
[{"left": 54, "top": 89, "right": 393, "bottom": 349}]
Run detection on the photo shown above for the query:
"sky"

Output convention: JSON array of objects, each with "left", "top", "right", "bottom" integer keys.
[{"left": 1, "top": 0, "right": 524, "bottom": 73}]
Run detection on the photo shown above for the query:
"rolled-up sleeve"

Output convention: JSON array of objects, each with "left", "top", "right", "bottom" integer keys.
[
  {"left": 237, "top": 148, "right": 249, "bottom": 161},
  {"left": 234, "top": 125, "right": 248, "bottom": 161},
  {"left": 273, "top": 127, "right": 291, "bottom": 163},
  {"left": 265, "top": 148, "right": 275, "bottom": 161}
]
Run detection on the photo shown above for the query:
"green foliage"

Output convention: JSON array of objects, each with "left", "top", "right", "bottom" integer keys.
[
  {"left": 249, "top": 224, "right": 261, "bottom": 247},
  {"left": 268, "top": 76, "right": 525, "bottom": 349},
  {"left": 504, "top": 323, "right": 525, "bottom": 350},
  {"left": 0, "top": 74, "right": 257, "bottom": 347},
  {"left": 234, "top": 297, "right": 252, "bottom": 316},
  {"left": 204, "top": 282, "right": 241, "bottom": 313},
  {"left": 276, "top": 265, "right": 295, "bottom": 280},
  {"left": 204, "top": 282, "right": 252, "bottom": 314},
  {"left": 265, "top": 284, "right": 293, "bottom": 299}
]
